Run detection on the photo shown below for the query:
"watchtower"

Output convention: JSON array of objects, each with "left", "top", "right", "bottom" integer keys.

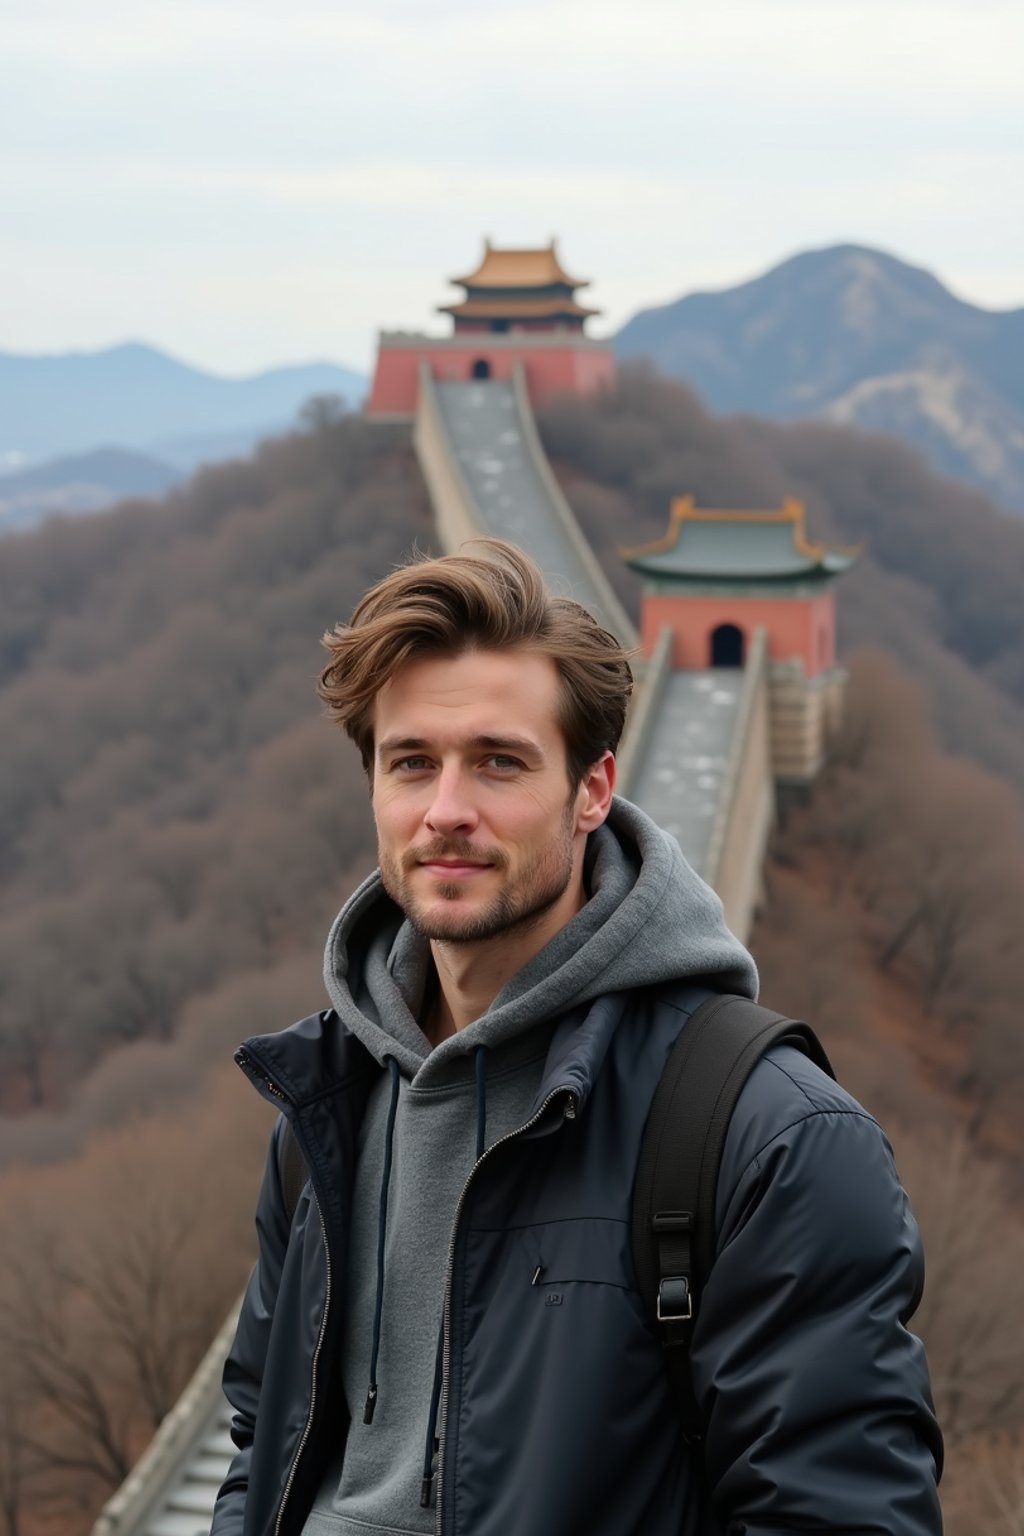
[
  {"left": 367, "top": 240, "right": 615, "bottom": 418},
  {"left": 623, "top": 496, "right": 860, "bottom": 785}
]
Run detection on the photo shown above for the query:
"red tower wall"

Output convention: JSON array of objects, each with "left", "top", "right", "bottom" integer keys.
[
  {"left": 642, "top": 589, "right": 837, "bottom": 677},
  {"left": 367, "top": 339, "right": 615, "bottom": 416}
]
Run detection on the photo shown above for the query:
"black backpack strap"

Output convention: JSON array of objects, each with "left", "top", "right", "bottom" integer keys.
[
  {"left": 276, "top": 1118, "right": 308, "bottom": 1226},
  {"left": 632, "top": 992, "right": 835, "bottom": 1442}
]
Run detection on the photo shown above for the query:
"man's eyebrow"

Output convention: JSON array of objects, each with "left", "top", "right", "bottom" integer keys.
[
  {"left": 471, "top": 735, "right": 544, "bottom": 756},
  {"left": 375, "top": 734, "right": 544, "bottom": 758},
  {"left": 376, "top": 736, "right": 429, "bottom": 758}
]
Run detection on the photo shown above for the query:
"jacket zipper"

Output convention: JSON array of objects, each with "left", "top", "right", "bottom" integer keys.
[
  {"left": 274, "top": 1195, "right": 331, "bottom": 1536},
  {"left": 435, "top": 1085, "right": 578, "bottom": 1536},
  {"left": 234, "top": 1049, "right": 334, "bottom": 1536}
]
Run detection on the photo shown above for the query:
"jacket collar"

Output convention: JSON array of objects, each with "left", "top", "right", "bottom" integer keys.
[
  {"left": 237, "top": 1009, "right": 376, "bottom": 1112},
  {"left": 532, "top": 991, "right": 630, "bottom": 1119},
  {"left": 237, "top": 989, "right": 629, "bottom": 1122}
]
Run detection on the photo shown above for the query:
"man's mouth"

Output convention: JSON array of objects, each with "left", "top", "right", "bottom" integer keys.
[{"left": 418, "top": 859, "right": 492, "bottom": 876}]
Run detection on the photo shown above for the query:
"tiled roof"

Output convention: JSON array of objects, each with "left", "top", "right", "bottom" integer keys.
[
  {"left": 622, "top": 497, "right": 860, "bottom": 583},
  {"left": 449, "top": 240, "right": 589, "bottom": 291}
]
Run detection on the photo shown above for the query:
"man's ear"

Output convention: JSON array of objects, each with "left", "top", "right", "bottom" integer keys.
[{"left": 575, "top": 751, "right": 616, "bottom": 834}]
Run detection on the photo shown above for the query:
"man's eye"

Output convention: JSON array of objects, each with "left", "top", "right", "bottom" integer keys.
[
  {"left": 486, "top": 755, "right": 522, "bottom": 771},
  {"left": 395, "top": 756, "right": 431, "bottom": 771}
]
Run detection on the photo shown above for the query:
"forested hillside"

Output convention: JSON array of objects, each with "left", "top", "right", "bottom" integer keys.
[
  {"left": 2, "top": 373, "right": 1024, "bottom": 1530},
  {"left": 0, "top": 413, "right": 432, "bottom": 1139}
]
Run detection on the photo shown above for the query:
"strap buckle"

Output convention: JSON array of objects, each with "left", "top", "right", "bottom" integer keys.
[
  {"left": 652, "top": 1212, "right": 694, "bottom": 1323},
  {"left": 652, "top": 1211, "right": 693, "bottom": 1234},
  {"left": 656, "top": 1275, "right": 693, "bottom": 1323}
]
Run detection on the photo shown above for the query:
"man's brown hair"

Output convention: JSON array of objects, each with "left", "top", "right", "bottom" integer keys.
[{"left": 318, "top": 539, "right": 634, "bottom": 787}]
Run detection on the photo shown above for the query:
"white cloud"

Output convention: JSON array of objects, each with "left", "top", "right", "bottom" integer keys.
[{"left": 1, "top": 0, "right": 1021, "bottom": 367}]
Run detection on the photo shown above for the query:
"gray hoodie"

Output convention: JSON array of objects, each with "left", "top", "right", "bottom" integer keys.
[{"left": 302, "top": 797, "right": 757, "bottom": 1536}]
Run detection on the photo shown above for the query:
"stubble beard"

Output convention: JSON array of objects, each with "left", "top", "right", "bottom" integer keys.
[{"left": 379, "top": 803, "right": 577, "bottom": 945}]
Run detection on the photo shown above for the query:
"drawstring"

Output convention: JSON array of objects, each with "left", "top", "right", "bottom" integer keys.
[
  {"left": 364, "top": 1055, "right": 401, "bottom": 1424},
  {"left": 420, "top": 1044, "right": 489, "bottom": 1507}
]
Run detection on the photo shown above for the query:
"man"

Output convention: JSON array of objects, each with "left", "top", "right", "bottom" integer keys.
[{"left": 214, "top": 539, "right": 942, "bottom": 1536}]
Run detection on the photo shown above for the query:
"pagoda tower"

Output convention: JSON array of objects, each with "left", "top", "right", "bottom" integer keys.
[
  {"left": 438, "top": 240, "right": 600, "bottom": 335},
  {"left": 367, "top": 240, "right": 615, "bottom": 418},
  {"left": 623, "top": 497, "right": 860, "bottom": 785}
]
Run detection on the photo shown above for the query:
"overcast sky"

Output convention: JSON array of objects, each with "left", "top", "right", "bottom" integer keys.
[{"left": 3, "top": 0, "right": 1022, "bottom": 374}]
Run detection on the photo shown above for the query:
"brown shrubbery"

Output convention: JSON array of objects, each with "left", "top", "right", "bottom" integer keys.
[
  {"left": 756, "top": 651, "right": 1024, "bottom": 1150},
  {"left": 0, "top": 413, "right": 427, "bottom": 1115},
  {"left": 0, "top": 1066, "right": 272, "bottom": 1534}
]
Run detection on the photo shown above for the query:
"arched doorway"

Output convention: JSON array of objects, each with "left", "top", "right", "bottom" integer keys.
[
  {"left": 710, "top": 622, "right": 745, "bottom": 667},
  {"left": 471, "top": 358, "right": 491, "bottom": 379}
]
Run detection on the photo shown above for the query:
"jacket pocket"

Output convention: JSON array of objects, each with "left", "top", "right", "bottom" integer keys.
[{"left": 511, "top": 1215, "right": 634, "bottom": 1291}]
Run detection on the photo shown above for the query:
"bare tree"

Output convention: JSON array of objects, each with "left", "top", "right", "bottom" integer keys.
[
  {"left": 943, "top": 1436, "right": 1024, "bottom": 1536},
  {"left": 0, "top": 1096, "right": 266, "bottom": 1527},
  {"left": 896, "top": 1131, "right": 1024, "bottom": 1446},
  {"left": 0, "top": 1369, "right": 39, "bottom": 1536},
  {"left": 298, "top": 393, "right": 348, "bottom": 433}
]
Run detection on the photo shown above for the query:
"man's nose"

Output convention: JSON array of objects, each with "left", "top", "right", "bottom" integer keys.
[{"left": 424, "top": 765, "right": 479, "bottom": 835}]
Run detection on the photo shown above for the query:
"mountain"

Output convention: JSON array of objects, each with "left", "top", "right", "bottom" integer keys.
[
  {"left": 615, "top": 245, "right": 1024, "bottom": 514},
  {"left": 0, "top": 341, "right": 367, "bottom": 467},
  {"left": 0, "top": 445, "right": 183, "bottom": 533}
]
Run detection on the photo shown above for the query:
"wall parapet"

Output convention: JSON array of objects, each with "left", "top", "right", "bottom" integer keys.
[
  {"left": 705, "top": 627, "right": 772, "bottom": 927},
  {"left": 616, "top": 625, "right": 673, "bottom": 799},
  {"left": 412, "top": 363, "right": 486, "bottom": 553}
]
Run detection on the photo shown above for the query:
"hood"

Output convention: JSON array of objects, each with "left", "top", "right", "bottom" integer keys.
[{"left": 322, "top": 795, "right": 758, "bottom": 1087}]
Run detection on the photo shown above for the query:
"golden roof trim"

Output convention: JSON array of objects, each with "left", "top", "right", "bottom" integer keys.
[
  {"left": 619, "top": 496, "right": 863, "bottom": 564},
  {"left": 449, "top": 239, "right": 589, "bottom": 292}
]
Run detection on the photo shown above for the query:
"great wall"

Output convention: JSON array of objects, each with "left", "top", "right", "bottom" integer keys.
[{"left": 92, "top": 240, "right": 856, "bottom": 1536}]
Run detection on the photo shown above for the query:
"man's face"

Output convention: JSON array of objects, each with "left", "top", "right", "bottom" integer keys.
[{"left": 371, "top": 648, "right": 610, "bottom": 944}]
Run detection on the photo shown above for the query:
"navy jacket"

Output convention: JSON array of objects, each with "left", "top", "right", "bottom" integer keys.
[{"left": 213, "top": 982, "right": 943, "bottom": 1536}]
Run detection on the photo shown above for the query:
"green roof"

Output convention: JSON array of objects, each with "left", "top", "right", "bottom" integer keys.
[{"left": 622, "top": 497, "right": 860, "bottom": 584}]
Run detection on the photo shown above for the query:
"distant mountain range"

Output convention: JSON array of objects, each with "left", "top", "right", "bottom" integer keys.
[
  {"left": 616, "top": 245, "right": 1024, "bottom": 515},
  {"left": 0, "top": 342, "right": 367, "bottom": 527},
  {"left": 0, "top": 447, "right": 183, "bottom": 534},
  {"left": 7, "top": 247, "right": 1023, "bottom": 532}
]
